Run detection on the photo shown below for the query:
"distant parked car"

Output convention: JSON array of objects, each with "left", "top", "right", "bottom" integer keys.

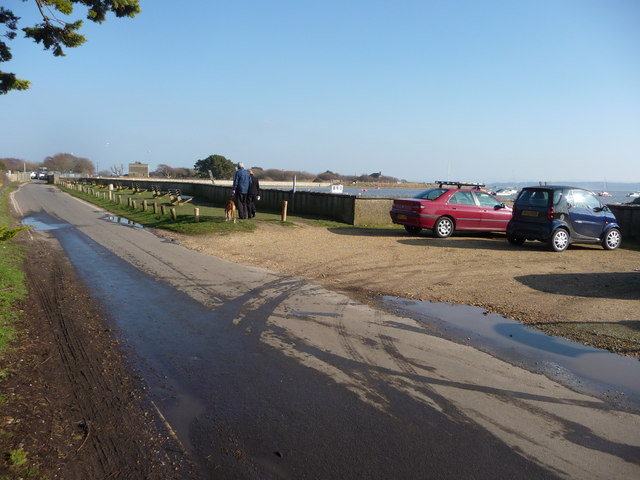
[
  {"left": 38, "top": 172, "right": 47, "bottom": 180},
  {"left": 507, "top": 186, "right": 621, "bottom": 252},
  {"left": 389, "top": 181, "right": 512, "bottom": 238},
  {"left": 30, "top": 172, "right": 37, "bottom": 179}
]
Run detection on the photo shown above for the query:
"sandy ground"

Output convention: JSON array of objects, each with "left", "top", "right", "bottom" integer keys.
[{"left": 165, "top": 221, "right": 640, "bottom": 358}]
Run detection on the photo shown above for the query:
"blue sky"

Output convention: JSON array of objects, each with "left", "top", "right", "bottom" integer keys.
[{"left": 2, "top": 0, "right": 639, "bottom": 183}]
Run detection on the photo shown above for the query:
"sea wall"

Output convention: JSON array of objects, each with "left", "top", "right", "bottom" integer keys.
[
  {"left": 609, "top": 204, "right": 640, "bottom": 242},
  {"left": 66, "top": 177, "right": 372, "bottom": 225}
]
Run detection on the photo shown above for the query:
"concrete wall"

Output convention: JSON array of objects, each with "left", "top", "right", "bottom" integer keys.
[
  {"left": 3, "top": 172, "right": 31, "bottom": 182},
  {"left": 609, "top": 204, "right": 640, "bottom": 242},
  {"left": 354, "top": 198, "right": 394, "bottom": 226}
]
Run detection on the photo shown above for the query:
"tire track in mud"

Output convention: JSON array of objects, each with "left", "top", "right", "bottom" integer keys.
[{"left": 24, "top": 237, "right": 190, "bottom": 479}]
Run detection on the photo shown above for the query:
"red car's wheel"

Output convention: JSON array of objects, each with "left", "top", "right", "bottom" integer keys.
[{"left": 433, "top": 217, "right": 454, "bottom": 238}]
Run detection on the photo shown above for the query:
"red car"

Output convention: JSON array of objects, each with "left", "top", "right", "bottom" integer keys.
[{"left": 390, "top": 181, "right": 513, "bottom": 238}]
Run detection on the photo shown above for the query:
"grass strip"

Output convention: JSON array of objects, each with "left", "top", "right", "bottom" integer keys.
[{"left": 0, "top": 183, "right": 27, "bottom": 356}]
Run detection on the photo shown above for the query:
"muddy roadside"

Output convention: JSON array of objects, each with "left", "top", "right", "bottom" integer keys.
[
  {"left": 164, "top": 222, "right": 640, "bottom": 358},
  {"left": 0, "top": 234, "right": 195, "bottom": 479}
]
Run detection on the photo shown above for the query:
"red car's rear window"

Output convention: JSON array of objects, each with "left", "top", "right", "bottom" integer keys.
[{"left": 413, "top": 188, "right": 447, "bottom": 200}]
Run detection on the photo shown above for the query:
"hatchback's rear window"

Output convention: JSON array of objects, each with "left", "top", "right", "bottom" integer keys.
[
  {"left": 516, "top": 189, "right": 551, "bottom": 207},
  {"left": 413, "top": 188, "right": 447, "bottom": 200}
]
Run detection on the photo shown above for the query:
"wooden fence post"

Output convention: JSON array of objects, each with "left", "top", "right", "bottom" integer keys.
[
  {"left": 161, "top": 205, "right": 166, "bottom": 215},
  {"left": 153, "top": 202, "right": 158, "bottom": 214},
  {"left": 281, "top": 200, "right": 288, "bottom": 222},
  {"left": 142, "top": 200, "right": 147, "bottom": 212},
  {"left": 170, "top": 207, "right": 177, "bottom": 221},
  {"left": 194, "top": 207, "right": 200, "bottom": 223}
]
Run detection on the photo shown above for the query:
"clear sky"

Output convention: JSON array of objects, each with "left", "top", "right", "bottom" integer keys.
[{"left": 2, "top": 0, "right": 639, "bottom": 183}]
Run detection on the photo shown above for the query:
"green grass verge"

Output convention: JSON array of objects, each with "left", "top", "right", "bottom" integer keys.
[
  {"left": 56, "top": 184, "right": 360, "bottom": 233},
  {"left": 0, "top": 184, "right": 27, "bottom": 356},
  {"left": 59, "top": 185, "right": 265, "bottom": 234}
]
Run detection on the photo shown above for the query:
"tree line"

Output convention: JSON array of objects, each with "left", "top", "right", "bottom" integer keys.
[
  {"left": 1, "top": 153, "right": 402, "bottom": 184},
  {"left": 1, "top": 153, "right": 93, "bottom": 174}
]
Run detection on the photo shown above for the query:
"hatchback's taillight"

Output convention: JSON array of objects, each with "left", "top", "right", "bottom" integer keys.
[{"left": 548, "top": 206, "right": 555, "bottom": 220}]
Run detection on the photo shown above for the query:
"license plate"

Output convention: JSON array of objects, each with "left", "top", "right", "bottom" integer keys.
[
  {"left": 397, "top": 214, "right": 407, "bottom": 220},
  {"left": 522, "top": 210, "right": 538, "bottom": 217}
]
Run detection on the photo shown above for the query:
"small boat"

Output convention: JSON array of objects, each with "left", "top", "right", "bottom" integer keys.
[
  {"left": 492, "top": 188, "right": 518, "bottom": 197},
  {"left": 626, "top": 191, "right": 640, "bottom": 198},
  {"left": 597, "top": 192, "right": 612, "bottom": 197}
]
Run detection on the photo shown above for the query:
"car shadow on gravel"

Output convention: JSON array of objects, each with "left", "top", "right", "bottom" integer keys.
[
  {"left": 396, "top": 236, "right": 516, "bottom": 251},
  {"left": 327, "top": 227, "right": 409, "bottom": 237},
  {"left": 516, "top": 272, "right": 640, "bottom": 300}
]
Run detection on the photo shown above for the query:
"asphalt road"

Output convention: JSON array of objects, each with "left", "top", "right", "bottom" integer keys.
[{"left": 13, "top": 183, "right": 640, "bottom": 479}]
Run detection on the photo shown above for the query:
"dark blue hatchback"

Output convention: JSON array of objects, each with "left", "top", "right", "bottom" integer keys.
[{"left": 507, "top": 186, "right": 621, "bottom": 252}]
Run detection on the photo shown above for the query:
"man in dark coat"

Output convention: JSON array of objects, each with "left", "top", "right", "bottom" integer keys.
[
  {"left": 232, "top": 162, "right": 251, "bottom": 219},
  {"left": 247, "top": 169, "right": 260, "bottom": 218}
]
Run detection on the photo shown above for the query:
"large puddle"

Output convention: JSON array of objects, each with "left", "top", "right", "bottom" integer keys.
[
  {"left": 23, "top": 214, "right": 143, "bottom": 230},
  {"left": 381, "top": 297, "right": 640, "bottom": 409},
  {"left": 22, "top": 215, "right": 71, "bottom": 231},
  {"left": 101, "top": 215, "right": 143, "bottom": 228}
]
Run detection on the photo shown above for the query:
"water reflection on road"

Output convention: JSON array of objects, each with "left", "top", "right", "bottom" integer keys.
[{"left": 381, "top": 297, "right": 640, "bottom": 409}]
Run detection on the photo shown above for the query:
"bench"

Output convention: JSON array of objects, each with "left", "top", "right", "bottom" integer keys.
[
  {"left": 132, "top": 183, "right": 147, "bottom": 194},
  {"left": 151, "top": 185, "right": 168, "bottom": 197},
  {"left": 168, "top": 189, "right": 193, "bottom": 205}
]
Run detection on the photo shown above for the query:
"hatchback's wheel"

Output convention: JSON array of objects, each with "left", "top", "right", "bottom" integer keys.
[
  {"left": 602, "top": 228, "right": 621, "bottom": 250},
  {"left": 507, "top": 233, "right": 525, "bottom": 246},
  {"left": 433, "top": 217, "right": 454, "bottom": 238},
  {"left": 550, "top": 229, "right": 569, "bottom": 252},
  {"left": 404, "top": 225, "right": 422, "bottom": 234}
]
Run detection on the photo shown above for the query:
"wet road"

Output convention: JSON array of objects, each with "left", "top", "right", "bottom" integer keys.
[{"left": 13, "top": 183, "right": 640, "bottom": 479}]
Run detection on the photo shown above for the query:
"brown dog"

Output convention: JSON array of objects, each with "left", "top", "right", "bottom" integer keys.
[{"left": 225, "top": 199, "right": 237, "bottom": 223}]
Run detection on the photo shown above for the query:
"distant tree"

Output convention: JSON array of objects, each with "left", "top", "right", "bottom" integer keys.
[
  {"left": 154, "top": 164, "right": 176, "bottom": 178},
  {"left": 43, "top": 152, "right": 94, "bottom": 174},
  {"left": 110, "top": 163, "right": 124, "bottom": 176},
  {"left": 0, "top": 157, "right": 39, "bottom": 171},
  {"left": 194, "top": 155, "right": 235, "bottom": 179},
  {"left": 174, "top": 167, "right": 195, "bottom": 178},
  {"left": 0, "top": 158, "right": 6, "bottom": 170},
  {"left": 151, "top": 165, "right": 194, "bottom": 178},
  {"left": 1, "top": 1, "right": 140, "bottom": 95}
]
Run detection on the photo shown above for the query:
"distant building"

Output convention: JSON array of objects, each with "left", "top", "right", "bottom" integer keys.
[{"left": 128, "top": 162, "right": 149, "bottom": 177}]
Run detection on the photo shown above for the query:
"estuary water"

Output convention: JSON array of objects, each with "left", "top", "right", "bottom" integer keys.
[{"left": 282, "top": 186, "right": 637, "bottom": 204}]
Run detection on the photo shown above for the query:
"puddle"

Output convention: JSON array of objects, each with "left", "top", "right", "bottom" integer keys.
[
  {"left": 381, "top": 297, "right": 640, "bottom": 409},
  {"left": 102, "top": 215, "right": 143, "bottom": 228},
  {"left": 22, "top": 216, "right": 71, "bottom": 231}
]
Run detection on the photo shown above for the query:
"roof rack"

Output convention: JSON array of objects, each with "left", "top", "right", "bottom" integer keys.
[{"left": 435, "top": 181, "right": 486, "bottom": 189}]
